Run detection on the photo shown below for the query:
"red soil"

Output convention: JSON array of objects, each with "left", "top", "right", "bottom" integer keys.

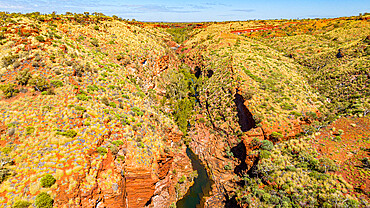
[{"left": 311, "top": 116, "right": 370, "bottom": 201}]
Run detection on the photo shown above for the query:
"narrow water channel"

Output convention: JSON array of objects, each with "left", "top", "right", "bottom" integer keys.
[{"left": 176, "top": 147, "right": 213, "bottom": 208}]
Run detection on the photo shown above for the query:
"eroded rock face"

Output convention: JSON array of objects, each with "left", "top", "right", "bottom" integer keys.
[
  {"left": 54, "top": 149, "right": 126, "bottom": 208},
  {"left": 51, "top": 127, "right": 192, "bottom": 208},
  {"left": 125, "top": 167, "right": 156, "bottom": 208},
  {"left": 124, "top": 129, "right": 193, "bottom": 208},
  {"left": 188, "top": 122, "right": 235, "bottom": 207},
  {"left": 188, "top": 100, "right": 306, "bottom": 207}
]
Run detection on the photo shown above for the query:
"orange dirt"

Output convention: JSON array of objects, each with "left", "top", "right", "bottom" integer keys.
[{"left": 311, "top": 116, "right": 370, "bottom": 201}]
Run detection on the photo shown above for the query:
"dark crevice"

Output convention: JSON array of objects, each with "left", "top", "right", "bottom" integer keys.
[
  {"left": 247, "top": 157, "right": 260, "bottom": 178},
  {"left": 231, "top": 142, "right": 248, "bottom": 177},
  {"left": 234, "top": 93, "right": 256, "bottom": 132},
  {"left": 194, "top": 66, "right": 201, "bottom": 78},
  {"left": 205, "top": 100, "right": 215, "bottom": 128},
  {"left": 224, "top": 194, "right": 241, "bottom": 208},
  {"left": 207, "top": 69, "right": 214, "bottom": 78},
  {"left": 144, "top": 196, "right": 152, "bottom": 206}
]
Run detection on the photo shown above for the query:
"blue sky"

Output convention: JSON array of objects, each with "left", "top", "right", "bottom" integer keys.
[{"left": 0, "top": 0, "right": 368, "bottom": 22}]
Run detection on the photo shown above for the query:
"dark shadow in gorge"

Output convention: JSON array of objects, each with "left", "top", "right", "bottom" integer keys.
[
  {"left": 231, "top": 142, "right": 248, "bottom": 177},
  {"left": 247, "top": 157, "right": 260, "bottom": 178},
  {"left": 231, "top": 93, "right": 256, "bottom": 177},
  {"left": 207, "top": 69, "right": 214, "bottom": 78},
  {"left": 234, "top": 93, "right": 255, "bottom": 132},
  {"left": 195, "top": 66, "right": 201, "bottom": 78},
  {"left": 224, "top": 193, "right": 242, "bottom": 208}
]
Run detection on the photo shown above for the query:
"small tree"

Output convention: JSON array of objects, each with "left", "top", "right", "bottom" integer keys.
[
  {"left": 0, "top": 84, "right": 19, "bottom": 98},
  {"left": 35, "top": 192, "right": 53, "bottom": 208},
  {"left": 90, "top": 38, "right": 99, "bottom": 47},
  {"left": 35, "top": 36, "right": 45, "bottom": 42},
  {"left": 29, "top": 76, "right": 50, "bottom": 91},
  {"left": 40, "top": 174, "right": 56, "bottom": 188},
  {"left": 261, "top": 140, "right": 274, "bottom": 151},
  {"left": 12, "top": 200, "right": 31, "bottom": 208},
  {"left": 16, "top": 70, "right": 32, "bottom": 86}
]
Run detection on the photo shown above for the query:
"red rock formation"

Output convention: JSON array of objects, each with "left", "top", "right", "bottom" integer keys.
[{"left": 125, "top": 167, "right": 156, "bottom": 208}]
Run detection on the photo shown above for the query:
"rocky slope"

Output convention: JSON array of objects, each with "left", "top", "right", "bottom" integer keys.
[{"left": 0, "top": 13, "right": 193, "bottom": 207}]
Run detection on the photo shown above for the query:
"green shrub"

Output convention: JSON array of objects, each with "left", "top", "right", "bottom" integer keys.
[
  {"left": 2, "top": 54, "right": 19, "bottom": 67},
  {"left": 77, "top": 35, "right": 85, "bottom": 41},
  {"left": 333, "top": 136, "right": 341, "bottom": 141},
  {"left": 309, "top": 171, "right": 329, "bottom": 180},
  {"left": 178, "top": 175, "right": 186, "bottom": 183},
  {"left": 29, "top": 76, "right": 50, "bottom": 91},
  {"left": 261, "top": 192, "right": 271, "bottom": 202},
  {"left": 41, "top": 88, "right": 55, "bottom": 95},
  {"left": 50, "top": 80, "right": 63, "bottom": 88},
  {"left": 290, "top": 111, "right": 302, "bottom": 117},
  {"left": 270, "top": 132, "right": 283, "bottom": 140},
  {"left": 260, "top": 150, "right": 271, "bottom": 159},
  {"left": 101, "top": 97, "right": 109, "bottom": 106},
  {"left": 35, "top": 35, "right": 45, "bottom": 42},
  {"left": 75, "top": 106, "right": 86, "bottom": 111},
  {"left": 131, "top": 107, "right": 144, "bottom": 116},
  {"left": 323, "top": 202, "right": 333, "bottom": 208},
  {"left": 0, "top": 84, "right": 19, "bottom": 98},
  {"left": 280, "top": 102, "right": 296, "bottom": 110},
  {"left": 345, "top": 199, "right": 360, "bottom": 208},
  {"left": 56, "top": 130, "right": 77, "bottom": 138},
  {"left": 87, "top": 85, "right": 99, "bottom": 92},
  {"left": 2, "top": 146, "right": 13, "bottom": 154},
  {"left": 241, "top": 89, "right": 253, "bottom": 100},
  {"left": 40, "top": 174, "right": 56, "bottom": 188},
  {"left": 117, "top": 155, "right": 125, "bottom": 162},
  {"left": 285, "top": 166, "right": 297, "bottom": 171},
  {"left": 254, "top": 189, "right": 265, "bottom": 198},
  {"left": 160, "top": 67, "right": 196, "bottom": 134},
  {"left": 35, "top": 192, "right": 53, "bottom": 208},
  {"left": 166, "top": 27, "right": 193, "bottom": 43},
  {"left": 76, "top": 94, "right": 89, "bottom": 101},
  {"left": 0, "top": 167, "right": 12, "bottom": 183},
  {"left": 365, "top": 46, "right": 370, "bottom": 55},
  {"left": 224, "top": 164, "right": 232, "bottom": 170},
  {"left": 109, "top": 102, "right": 116, "bottom": 108},
  {"left": 269, "top": 195, "right": 280, "bottom": 204},
  {"left": 97, "top": 147, "right": 107, "bottom": 155},
  {"left": 253, "top": 114, "right": 263, "bottom": 124},
  {"left": 16, "top": 70, "right": 32, "bottom": 86},
  {"left": 318, "top": 158, "right": 338, "bottom": 173},
  {"left": 116, "top": 53, "right": 124, "bottom": 61},
  {"left": 112, "top": 140, "right": 124, "bottom": 146},
  {"left": 261, "top": 140, "right": 274, "bottom": 151},
  {"left": 90, "top": 38, "right": 99, "bottom": 47},
  {"left": 251, "top": 138, "right": 261, "bottom": 147},
  {"left": 242, "top": 67, "right": 263, "bottom": 83},
  {"left": 12, "top": 200, "right": 31, "bottom": 208},
  {"left": 109, "top": 145, "right": 118, "bottom": 155},
  {"left": 25, "top": 126, "right": 35, "bottom": 135}
]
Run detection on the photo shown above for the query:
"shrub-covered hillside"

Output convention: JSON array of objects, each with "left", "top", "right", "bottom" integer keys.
[
  {"left": 0, "top": 12, "right": 193, "bottom": 207},
  {"left": 169, "top": 15, "right": 370, "bottom": 207}
]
